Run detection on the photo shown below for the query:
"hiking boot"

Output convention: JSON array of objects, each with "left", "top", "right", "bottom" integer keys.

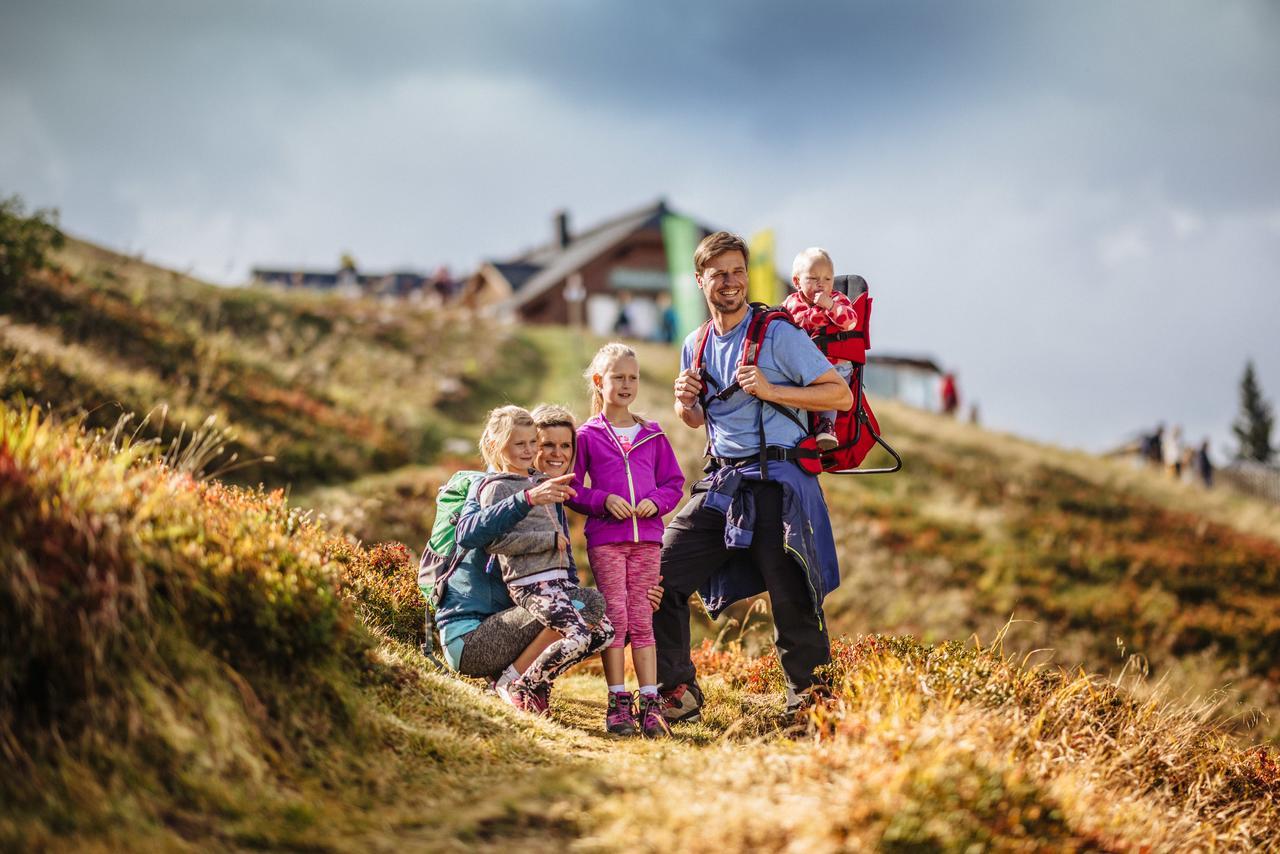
[
  {"left": 637, "top": 694, "right": 671, "bottom": 739},
  {"left": 532, "top": 681, "right": 552, "bottom": 711},
  {"left": 815, "top": 418, "right": 838, "bottom": 452},
  {"left": 658, "top": 682, "right": 704, "bottom": 724},
  {"left": 606, "top": 691, "right": 639, "bottom": 736},
  {"left": 507, "top": 680, "right": 551, "bottom": 716}
]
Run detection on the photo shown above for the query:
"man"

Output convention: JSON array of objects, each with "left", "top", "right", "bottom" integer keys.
[{"left": 657, "top": 231, "right": 853, "bottom": 722}]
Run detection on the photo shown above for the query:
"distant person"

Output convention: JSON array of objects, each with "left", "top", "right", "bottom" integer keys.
[
  {"left": 1194, "top": 439, "right": 1214, "bottom": 488},
  {"left": 655, "top": 291, "right": 677, "bottom": 344},
  {"left": 782, "top": 247, "right": 857, "bottom": 450},
  {"left": 940, "top": 373, "right": 959, "bottom": 416},
  {"left": 613, "top": 293, "right": 635, "bottom": 338},
  {"left": 968, "top": 402, "right": 980, "bottom": 425},
  {"left": 1162, "top": 424, "right": 1184, "bottom": 478},
  {"left": 1146, "top": 423, "right": 1166, "bottom": 467}
]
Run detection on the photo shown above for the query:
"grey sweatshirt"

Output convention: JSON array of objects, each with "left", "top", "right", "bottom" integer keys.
[{"left": 477, "top": 471, "right": 569, "bottom": 583}]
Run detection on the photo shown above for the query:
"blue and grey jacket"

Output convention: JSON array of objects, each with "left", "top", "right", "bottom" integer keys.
[
  {"left": 695, "top": 460, "right": 840, "bottom": 622},
  {"left": 434, "top": 480, "right": 579, "bottom": 637}
]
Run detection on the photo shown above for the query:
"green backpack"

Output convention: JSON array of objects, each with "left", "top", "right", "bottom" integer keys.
[
  {"left": 417, "top": 470, "right": 497, "bottom": 668},
  {"left": 417, "top": 469, "right": 489, "bottom": 606}
]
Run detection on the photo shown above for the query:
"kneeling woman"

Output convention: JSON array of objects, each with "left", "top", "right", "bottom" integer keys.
[{"left": 434, "top": 405, "right": 614, "bottom": 713}]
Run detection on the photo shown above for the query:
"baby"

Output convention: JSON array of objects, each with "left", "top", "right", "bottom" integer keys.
[{"left": 782, "top": 248, "right": 858, "bottom": 451}]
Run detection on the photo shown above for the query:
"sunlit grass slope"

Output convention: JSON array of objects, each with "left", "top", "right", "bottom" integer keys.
[
  {"left": 0, "top": 236, "right": 539, "bottom": 488},
  {"left": 3, "top": 401, "right": 1277, "bottom": 849}
]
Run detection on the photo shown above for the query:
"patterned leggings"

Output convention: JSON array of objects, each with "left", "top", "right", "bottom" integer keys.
[{"left": 506, "top": 578, "right": 595, "bottom": 688}]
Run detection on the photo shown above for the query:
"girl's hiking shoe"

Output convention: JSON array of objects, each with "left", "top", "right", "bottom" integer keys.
[
  {"left": 658, "top": 682, "right": 703, "bottom": 724},
  {"left": 606, "top": 691, "right": 639, "bottom": 736},
  {"left": 507, "top": 681, "right": 551, "bottom": 716},
  {"left": 637, "top": 694, "right": 671, "bottom": 738}
]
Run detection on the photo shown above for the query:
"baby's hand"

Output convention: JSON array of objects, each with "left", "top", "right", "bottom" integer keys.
[{"left": 815, "top": 291, "right": 835, "bottom": 310}]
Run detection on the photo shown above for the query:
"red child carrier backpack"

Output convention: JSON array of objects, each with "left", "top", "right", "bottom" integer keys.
[
  {"left": 817, "top": 275, "right": 901, "bottom": 475},
  {"left": 690, "top": 285, "right": 901, "bottom": 477}
]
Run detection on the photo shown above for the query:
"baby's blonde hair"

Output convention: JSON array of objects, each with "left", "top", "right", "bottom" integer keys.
[
  {"left": 478, "top": 405, "right": 535, "bottom": 471},
  {"left": 792, "top": 247, "right": 834, "bottom": 279},
  {"left": 583, "top": 342, "right": 638, "bottom": 416}
]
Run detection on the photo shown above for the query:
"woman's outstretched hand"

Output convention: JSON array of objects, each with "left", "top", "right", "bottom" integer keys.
[
  {"left": 647, "top": 582, "right": 665, "bottom": 611},
  {"left": 526, "top": 473, "right": 576, "bottom": 506},
  {"left": 605, "top": 493, "right": 634, "bottom": 519}
]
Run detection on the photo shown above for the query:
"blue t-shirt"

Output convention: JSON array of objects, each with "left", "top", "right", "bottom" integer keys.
[{"left": 680, "top": 309, "right": 834, "bottom": 458}]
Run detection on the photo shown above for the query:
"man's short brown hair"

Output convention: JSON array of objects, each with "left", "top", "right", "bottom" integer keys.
[{"left": 693, "top": 231, "right": 750, "bottom": 274}]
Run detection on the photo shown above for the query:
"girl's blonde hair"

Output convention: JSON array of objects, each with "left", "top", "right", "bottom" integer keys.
[
  {"left": 478, "top": 405, "right": 535, "bottom": 471},
  {"left": 583, "top": 342, "right": 638, "bottom": 416},
  {"left": 530, "top": 403, "right": 578, "bottom": 466}
]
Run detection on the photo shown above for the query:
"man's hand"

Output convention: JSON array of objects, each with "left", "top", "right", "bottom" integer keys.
[
  {"left": 634, "top": 498, "right": 659, "bottom": 518},
  {"left": 646, "top": 582, "right": 665, "bottom": 611},
  {"left": 527, "top": 473, "right": 576, "bottom": 506},
  {"left": 605, "top": 493, "right": 634, "bottom": 519},
  {"left": 674, "top": 368, "right": 703, "bottom": 409},
  {"left": 736, "top": 364, "right": 777, "bottom": 402}
]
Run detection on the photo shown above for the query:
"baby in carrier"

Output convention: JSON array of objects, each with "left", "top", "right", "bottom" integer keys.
[{"left": 782, "top": 247, "right": 858, "bottom": 451}]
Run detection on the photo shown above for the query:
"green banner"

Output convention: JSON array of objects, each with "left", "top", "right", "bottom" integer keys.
[{"left": 661, "top": 214, "right": 706, "bottom": 343}]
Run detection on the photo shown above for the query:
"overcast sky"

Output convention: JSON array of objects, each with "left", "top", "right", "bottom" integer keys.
[{"left": 3, "top": 0, "right": 1278, "bottom": 453}]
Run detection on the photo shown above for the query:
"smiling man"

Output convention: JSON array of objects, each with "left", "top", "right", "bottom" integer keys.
[{"left": 657, "top": 231, "right": 853, "bottom": 722}]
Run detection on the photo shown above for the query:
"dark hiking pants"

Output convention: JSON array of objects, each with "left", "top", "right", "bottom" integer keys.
[{"left": 654, "top": 480, "right": 831, "bottom": 709}]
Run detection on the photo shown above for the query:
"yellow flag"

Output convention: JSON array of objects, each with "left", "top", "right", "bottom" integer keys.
[{"left": 748, "top": 229, "right": 781, "bottom": 305}]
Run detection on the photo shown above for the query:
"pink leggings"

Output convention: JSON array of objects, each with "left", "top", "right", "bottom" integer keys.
[{"left": 588, "top": 542, "right": 661, "bottom": 649}]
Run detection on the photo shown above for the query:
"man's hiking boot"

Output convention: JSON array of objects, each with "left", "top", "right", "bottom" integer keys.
[
  {"left": 507, "top": 680, "right": 551, "bottom": 716},
  {"left": 606, "top": 691, "right": 639, "bottom": 736},
  {"left": 815, "top": 417, "right": 838, "bottom": 452},
  {"left": 658, "top": 682, "right": 703, "bottom": 724},
  {"left": 637, "top": 694, "right": 671, "bottom": 738}
]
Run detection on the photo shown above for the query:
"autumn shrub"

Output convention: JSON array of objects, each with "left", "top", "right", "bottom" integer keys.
[
  {"left": 333, "top": 539, "right": 423, "bottom": 644},
  {"left": 0, "top": 402, "right": 371, "bottom": 754}
]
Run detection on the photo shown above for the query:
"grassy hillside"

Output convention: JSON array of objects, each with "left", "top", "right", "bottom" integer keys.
[
  {"left": 4, "top": 218, "right": 1280, "bottom": 849},
  {"left": 4, "top": 401, "right": 1279, "bottom": 851},
  {"left": 0, "top": 235, "right": 539, "bottom": 488}
]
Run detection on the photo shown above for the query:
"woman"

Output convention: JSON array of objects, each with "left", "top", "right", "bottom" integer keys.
[{"left": 434, "top": 404, "right": 661, "bottom": 714}]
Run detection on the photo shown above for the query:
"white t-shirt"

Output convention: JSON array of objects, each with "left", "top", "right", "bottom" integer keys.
[{"left": 611, "top": 421, "right": 643, "bottom": 452}]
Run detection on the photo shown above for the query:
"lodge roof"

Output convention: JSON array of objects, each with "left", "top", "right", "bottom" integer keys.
[{"left": 490, "top": 199, "right": 714, "bottom": 312}]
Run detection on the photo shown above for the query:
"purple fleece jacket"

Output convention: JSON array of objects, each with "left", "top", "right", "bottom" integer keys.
[{"left": 568, "top": 413, "right": 686, "bottom": 547}]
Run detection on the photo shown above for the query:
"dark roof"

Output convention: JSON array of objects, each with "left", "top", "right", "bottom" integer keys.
[
  {"left": 491, "top": 199, "right": 714, "bottom": 311},
  {"left": 868, "top": 354, "right": 943, "bottom": 374},
  {"left": 491, "top": 261, "right": 543, "bottom": 292}
]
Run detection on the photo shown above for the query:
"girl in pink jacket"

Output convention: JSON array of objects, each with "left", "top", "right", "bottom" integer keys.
[{"left": 570, "top": 342, "right": 685, "bottom": 738}]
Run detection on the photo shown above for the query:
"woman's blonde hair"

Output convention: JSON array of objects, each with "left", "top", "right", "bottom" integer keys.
[
  {"left": 478, "top": 405, "right": 535, "bottom": 471},
  {"left": 583, "top": 342, "right": 638, "bottom": 416},
  {"left": 530, "top": 403, "right": 578, "bottom": 466}
]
